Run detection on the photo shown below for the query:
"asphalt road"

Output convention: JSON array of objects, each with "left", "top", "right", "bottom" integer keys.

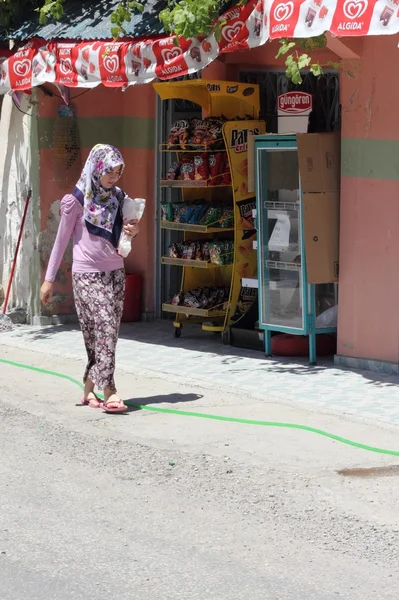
[{"left": 1, "top": 346, "right": 399, "bottom": 599}]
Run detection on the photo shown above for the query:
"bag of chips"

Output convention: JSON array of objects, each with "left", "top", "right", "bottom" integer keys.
[
  {"left": 161, "top": 202, "right": 174, "bottom": 222},
  {"left": 237, "top": 198, "right": 256, "bottom": 230},
  {"left": 200, "top": 206, "right": 223, "bottom": 226},
  {"left": 169, "top": 242, "right": 183, "bottom": 258},
  {"left": 167, "top": 162, "right": 180, "bottom": 180},
  {"left": 184, "top": 287, "right": 203, "bottom": 308},
  {"left": 178, "top": 155, "right": 195, "bottom": 181},
  {"left": 168, "top": 120, "right": 189, "bottom": 149},
  {"left": 188, "top": 119, "right": 209, "bottom": 149},
  {"left": 188, "top": 203, "right": 208, "bottom": 225},
  {"left": 208, "top": 152, "right": 224, "bottom": 185},
  {"left": 171, "top": 290, "right": 184, "bottom": 306},
  {"left": 174, "top": 204, "right": 192, "bottom": 223},
  {"left": 193, "top": 153, "right": 209, "bottom": 181},
  {"left": 204, "top": 118, "right": 224, "bottom": 149},
  {"left": 172, "top": 203, "right": 184, "bottom": 222},
  {"left": 201, "top": 241, "right": 210, "bottom": 262},
  {"left": 179, "top": 205, "right": 197, "bottom": 224},
  {"left": 215, "top": 207, "right": 234, "bottom": 228},
  {"left": 187, "top": 242, "right": 197, "bottom": 259},
  {"left": 209, "top": 242, "right": 224, "bottom": 265}
]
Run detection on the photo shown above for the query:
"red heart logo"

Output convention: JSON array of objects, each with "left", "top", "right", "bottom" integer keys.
[
  {"left": 103, "top": 55, "right": 119, "bottom": 73},
  {"left": 60, "top": 58, "right": 72, "bottom": 75},
  {"left": 221, "top": 22, "right": 244, "bottom": 42},
  {"left": 273, "top": 1, "right": 294, "bottom": 21},
  {"left": 161, "top": 48, "right": 182, "bottom": 63},
  {"left": 343, "top": 0, "right": 368, "bottom": 19},
  {"left": 13, "top": 59, "right": 31, "bottom": 77}
]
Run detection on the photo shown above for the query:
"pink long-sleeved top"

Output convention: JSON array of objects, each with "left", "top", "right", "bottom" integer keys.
[{"left": 45, "top": 194, "right": 123, "bottom": 283}]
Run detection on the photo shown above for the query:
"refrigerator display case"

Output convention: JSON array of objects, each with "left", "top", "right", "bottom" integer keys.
[{"left": 254, "top": 134, "right": 338, "bottom": 364}]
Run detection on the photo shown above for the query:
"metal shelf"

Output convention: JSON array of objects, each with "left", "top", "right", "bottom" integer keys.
[
  {"left": 159, "top": 148, "right": 227, "bottom": 154},
  {"left": 159, "top": 141, "right": 226, "bottom": 152},
  {"left": 266, "top": 260, "right": 301, "bottom": 272},
  {"left": 160, "top": 179, "right": 231, "bottom": 188},
  {"left": 161, "top": 221, "right": 234, "bottom": 234},
  {"left": 265, "top": 201, "right": 299, "bottom": 212},
  {"left": 162, "top": 303, "right": 226, "bottom": 318},
  {"left": 161, "top": 257, "right": 230, "bottom": 268},
  {"left": 268, "top": 244, "right": 299, "bottom": 252}
]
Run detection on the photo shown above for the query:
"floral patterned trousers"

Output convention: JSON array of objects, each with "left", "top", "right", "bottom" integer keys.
[{"left": 72, "top": 269, "right": 125, "bottom": 392}]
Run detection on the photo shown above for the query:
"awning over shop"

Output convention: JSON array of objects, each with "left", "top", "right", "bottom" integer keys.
[{"left": 0, "top": 0, "right": 396, "bottom": 95}]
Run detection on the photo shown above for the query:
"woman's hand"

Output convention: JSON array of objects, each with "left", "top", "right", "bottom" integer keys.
[
  {"left": 123, "top": 220, "right": 139, "bottom": 239},
  {"left": 40, "top": 281, "right": 54, "bottom": 305}
]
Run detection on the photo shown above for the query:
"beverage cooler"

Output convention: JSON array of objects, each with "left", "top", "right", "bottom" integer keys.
[{"left": 254, "top": 134, "right": 340, "bottom": 364}]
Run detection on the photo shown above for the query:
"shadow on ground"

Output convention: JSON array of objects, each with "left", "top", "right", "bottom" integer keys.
[{"left": 6, "top": 320, "right": 399, "bottom": 390}]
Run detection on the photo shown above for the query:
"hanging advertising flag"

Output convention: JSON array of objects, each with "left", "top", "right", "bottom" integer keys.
[
  {"left": 330, "top": 0, "right": 376, "bottom": 35},
  {"left": 269, "top": 0, "right": 306, "bottom": 38},
  {"left": 3, "top": 0, "right": 399, "bottom": 95},
  {"left": 7, "top": 40, "right": 39, "bottom": 91}
]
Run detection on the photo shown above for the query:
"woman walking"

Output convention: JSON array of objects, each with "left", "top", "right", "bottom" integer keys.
[{"left": 40, "top": 144, "right": 139, "bottom": 413}]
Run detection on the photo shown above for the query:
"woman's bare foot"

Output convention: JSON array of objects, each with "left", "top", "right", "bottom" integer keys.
[
  {"left": 83, "top": 378, "right": 101, "bottom": 408},
  {"left": 86, "top": 392, "right": 102, "bottom": 408},
  {"left": 84, "top": 377, "right": 95, "bottom": 398},
  {"left": 103, "top": 388, "right": 126, "bottom": 411}
]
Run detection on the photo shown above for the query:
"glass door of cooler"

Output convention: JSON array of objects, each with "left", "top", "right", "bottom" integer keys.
[{"left": 256, "top": 141, "right": 307, "bottom": 333}]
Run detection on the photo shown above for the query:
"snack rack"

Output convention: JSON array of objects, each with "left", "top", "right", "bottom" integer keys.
[{"left": 154, "top": 80, "right": 265, "bottom": 340}]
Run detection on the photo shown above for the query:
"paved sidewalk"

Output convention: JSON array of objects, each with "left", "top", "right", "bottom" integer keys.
[{"left": 1, "top": 320, "right": 399, "bottom": 426}]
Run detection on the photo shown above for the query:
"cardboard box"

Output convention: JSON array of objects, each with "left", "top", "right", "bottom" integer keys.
[
  {"left": 303, "top": 192, "right": 340, "bottom": 283},
  {"left": 252, "top": 132, "right": 341, "bottom": 283},
  {"left": 297, "top": 133, "right": 340, "bottom": 193}
]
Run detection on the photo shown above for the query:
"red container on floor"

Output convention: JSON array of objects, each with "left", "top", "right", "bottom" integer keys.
[{"left": 122, "top": 273, "right": 143, "bottom": 322}]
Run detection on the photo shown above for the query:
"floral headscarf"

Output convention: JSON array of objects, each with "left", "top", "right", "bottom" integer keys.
[{"left": 73, "top": 144, "right": 125, "bottom": 248}]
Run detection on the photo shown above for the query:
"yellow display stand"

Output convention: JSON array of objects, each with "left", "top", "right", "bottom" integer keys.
[{"left": 154, "top": 80, "right": 265, "bottom": 341}]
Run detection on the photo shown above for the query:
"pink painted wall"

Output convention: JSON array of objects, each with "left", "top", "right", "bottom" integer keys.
[
  {"left": 39, "top": 83, "right": 156, "bottom": 318},
  {"left": 338, "top": 35, "right": 399, "bottom": 363}
]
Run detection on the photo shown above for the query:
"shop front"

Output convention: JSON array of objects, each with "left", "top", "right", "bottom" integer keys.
[{"left": 2, "top": 1, "right": 399, "bottom": 371}]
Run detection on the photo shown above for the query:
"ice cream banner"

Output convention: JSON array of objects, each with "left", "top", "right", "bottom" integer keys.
[{"left": 1, "top": 0, "right": 398, "bottom": 95}]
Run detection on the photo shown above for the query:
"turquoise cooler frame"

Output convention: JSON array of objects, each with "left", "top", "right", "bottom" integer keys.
[{"left": 254, "top": 134, "right": 337, "bottom": 365}]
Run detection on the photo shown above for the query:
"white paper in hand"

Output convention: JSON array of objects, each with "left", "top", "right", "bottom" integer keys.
[{"left": 118, "top": 196, "right": 146, "bottom": 258}]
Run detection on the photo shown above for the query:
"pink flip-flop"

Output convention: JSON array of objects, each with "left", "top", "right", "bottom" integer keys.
[
  {"left": 81, "top": 395, "right": 103, "bottom": 409},
  {"left": 102, "top": 400, "right": 128, "bottom": 414}
]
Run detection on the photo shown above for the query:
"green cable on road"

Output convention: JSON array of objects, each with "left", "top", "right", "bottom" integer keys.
[{"left": 2, "top": 356, "right": 399, "bottom": 457}]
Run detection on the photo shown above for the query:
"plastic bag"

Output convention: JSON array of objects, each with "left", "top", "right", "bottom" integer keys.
[
  {"left": 315, "top": 305, "right": 338, "bottom": 328},
  {"left": 118, "top": 196, "right": 146, "bottom": 258}
]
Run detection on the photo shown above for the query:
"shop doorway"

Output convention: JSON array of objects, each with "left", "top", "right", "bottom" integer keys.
[{"left": 239, "top": 69, "right": 340, "bottom": 348}]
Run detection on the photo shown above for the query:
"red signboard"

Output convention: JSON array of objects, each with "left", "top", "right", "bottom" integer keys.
[{"left": 278, "top": 92, "right": 313, "bottom": 114}]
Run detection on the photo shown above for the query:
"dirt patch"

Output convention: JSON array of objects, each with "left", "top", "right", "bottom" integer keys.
[{"left": 338, "top": 465, "right": 399, "bottom": 478}]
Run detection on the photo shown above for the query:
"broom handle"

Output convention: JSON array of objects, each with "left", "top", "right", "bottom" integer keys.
[{"left": 2, "top": 189, "right": 32, "bottom": 315}]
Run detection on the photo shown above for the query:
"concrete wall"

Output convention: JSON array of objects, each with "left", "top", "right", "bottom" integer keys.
[
  {"left": 38, "top": 83, "right": 156, "bottom": 318},
  {"left": 0, "top": 92, "right": 41, "bottom": 320},
  {"left": 337, "top": 35, "right": 399, "bottom": 365}
]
